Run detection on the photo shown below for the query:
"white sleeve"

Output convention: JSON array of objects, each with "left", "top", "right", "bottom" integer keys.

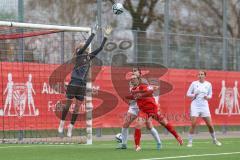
[
  {"left": 187, "top": 82, "right": 195, "bottom": 98},
  {"left": 207, "top": 83, "right": 212, "bottom": 99},
  {"left": 129, "top": 81, "right": 133, "bottom": 92},
  {"left": 147, "top": 85, "right": 153, "bottom": 91}
]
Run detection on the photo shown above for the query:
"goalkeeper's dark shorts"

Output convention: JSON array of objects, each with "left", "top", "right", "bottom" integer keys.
[{"left": 66, "top": 80, "right": 86, "bottom": 101}]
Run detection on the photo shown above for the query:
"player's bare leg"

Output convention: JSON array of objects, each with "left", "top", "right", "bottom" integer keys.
[
  {"left": 187, "top": 116, "right": 197, "bottom": 147},
  {"left": 154, "top": 114, "right": 183, "bottom": 146},
  {"left": 133, "top": 116, "right": 162, "bottom": 151},
  {"left": 202, "top": 117, "right": 222, "bottom": 146}
]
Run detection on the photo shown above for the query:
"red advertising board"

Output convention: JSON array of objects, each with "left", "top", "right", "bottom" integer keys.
[{"left": 0, "top": 62, "right": 240, "bottom": 130}]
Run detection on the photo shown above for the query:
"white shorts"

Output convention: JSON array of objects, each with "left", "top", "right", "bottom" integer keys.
[
  {"left": 190, "top": 100, "right": 211, "bottom": 117},
  {"left": 128, "top": 103, "right": 139, "bottom": 116},
  {"left": 190, "top": 106, "right": 211, "bottom": 117}
]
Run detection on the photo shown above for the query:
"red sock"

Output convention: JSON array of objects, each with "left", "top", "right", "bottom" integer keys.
[
  {"left": 134, "top": 128, "right": 141, "bottom": 146},
  {"left": 165, "top": 123, "right": 180, "bottom": 139}
]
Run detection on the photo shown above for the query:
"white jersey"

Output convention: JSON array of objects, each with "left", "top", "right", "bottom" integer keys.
[
  {"left": 187, "top": 80, "right": 212, "bottom": 106},
  {"left": 187, "top": 80, "right": 212, "bottom": 117}
]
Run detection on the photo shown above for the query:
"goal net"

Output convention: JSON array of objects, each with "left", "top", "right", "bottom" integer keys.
[{"left": 0, "top": 21, "right": 93, "bottom": 144}]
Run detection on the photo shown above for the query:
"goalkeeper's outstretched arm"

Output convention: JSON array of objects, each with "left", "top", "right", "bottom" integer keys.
[
  {"left": 89, "top": 25, "right": 112, "bottom": 59},
  {"left": 76, "top": 33, "right": 95, "bottom": 56}
]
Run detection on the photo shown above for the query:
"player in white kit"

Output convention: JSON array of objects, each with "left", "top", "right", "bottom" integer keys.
[{"left": 186, "top": 70, "right": 221, "bottom": 147}]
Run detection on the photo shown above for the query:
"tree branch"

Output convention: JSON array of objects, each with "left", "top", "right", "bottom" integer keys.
[
  {"left": 202, "top": 0, "right": 234, "bottom": 36},
  {"left": 136, "top": 0, "right": 146, "bottom": 15},
  {"left": 124, "top": 1, "right": 136, "bottom": 17},
  {"left": 144, "top": 0, "right": 158, "bottom": 27}
]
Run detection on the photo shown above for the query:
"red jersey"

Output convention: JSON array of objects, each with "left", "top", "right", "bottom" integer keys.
[{"left": 131, "top": 83, "right": 158, "bottom": 114}]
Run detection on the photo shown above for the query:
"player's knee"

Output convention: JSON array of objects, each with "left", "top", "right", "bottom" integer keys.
[
  {"left": 191, "top": 122, "right": 197, "bottom": 128},
  {"left": 158, "top": 116, "right": 167, "bottom": 124},
  {"left": 145, "top": 121, "right": 152, "bottom": 130},
  {"left": 146, "top": 125, "right": 152, "bottom": 130},
  {"left": 206, "top": 123, "right": 213, "bottom": 129},
  {"left": 135, "top": 124, "right": 142, "bottom": 129},
  {"left": 123, "top": 119, "right": 131, "bottom": 128},
  {"left": 123, "top": 123, "right": 130, "bottom": 128}
]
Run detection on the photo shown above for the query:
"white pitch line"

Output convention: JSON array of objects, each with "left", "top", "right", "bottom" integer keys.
[
  {"left": 0, "top": 145, "right": 67, "bottom": 149},
  {"left": 0, "top": 143, "right": 114, "bottom": 149},
  {"left": 139, "top": 152, "right": 240, "bottom": 160}
]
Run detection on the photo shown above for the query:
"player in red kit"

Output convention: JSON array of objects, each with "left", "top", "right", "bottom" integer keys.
[
  {"left": 117, "top": 67, "right": 161, "bottom": 151},
  {"left": 126, "top": 74, "right": 183, "bottom": 146},
  {"left": 132, "top": 67, "right": 162, "bottom": 151}
]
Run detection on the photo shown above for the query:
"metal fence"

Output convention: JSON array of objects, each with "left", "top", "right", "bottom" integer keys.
[
  {"left": 130, "top": 31, "right": 240, "bottom": 71},
  {"left": 1, "top": 28, "right": 240, "bottom": 72}
]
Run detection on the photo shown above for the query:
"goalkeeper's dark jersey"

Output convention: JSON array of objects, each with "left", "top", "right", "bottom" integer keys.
[{"left": 70, "top": 33, "right": 107, "bottom": 83}]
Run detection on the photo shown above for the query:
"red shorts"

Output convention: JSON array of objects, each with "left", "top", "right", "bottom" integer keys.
[
  {"left": 140, "top": 106, "right": 158, "bottom": 115},
  {"left": 138, "top": 110, "right": 148, "bottom": 119},
  {"left": 140, "top": 107, "right": 164, "bottom": 121}
]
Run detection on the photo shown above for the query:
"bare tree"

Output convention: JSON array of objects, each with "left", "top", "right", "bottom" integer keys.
[
  {"left": 178, "top": 0, "right": 240, "bottom": 70},
  {"left": 177, "top": 0, "right": 240, "bottom": 38},
  {"left": 25, "top": 0, "right": 96, "bottom": 25},
  {"left": 109, "top": 0, "right": 164, "bottom": 63}
]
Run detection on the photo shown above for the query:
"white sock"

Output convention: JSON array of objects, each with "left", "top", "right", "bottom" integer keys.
[
  {"left": 60, "top": 120, "right": 65, "bottom": 126},
  {"left": 188, "top": 133, "right": 193, "bottom": 143},
  {"left": 210, "top": 132, "right": 217, "bottom": 141},
  {"left": 150, "top": 127, "right": 161, "bottom": 144},
  {"left": 69, "top": 123, "right": 74, "bottom": 129},
  {"left": 58, "top": 120, "right": 65, "bottom": 133},
  {"left": 121, "top": 128, "right": 128, "bottom": 144}
]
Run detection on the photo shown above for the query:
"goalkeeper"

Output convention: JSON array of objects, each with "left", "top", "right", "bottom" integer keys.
[{"left": 58, "top": 26, "right": 112, "bottom": 137}]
